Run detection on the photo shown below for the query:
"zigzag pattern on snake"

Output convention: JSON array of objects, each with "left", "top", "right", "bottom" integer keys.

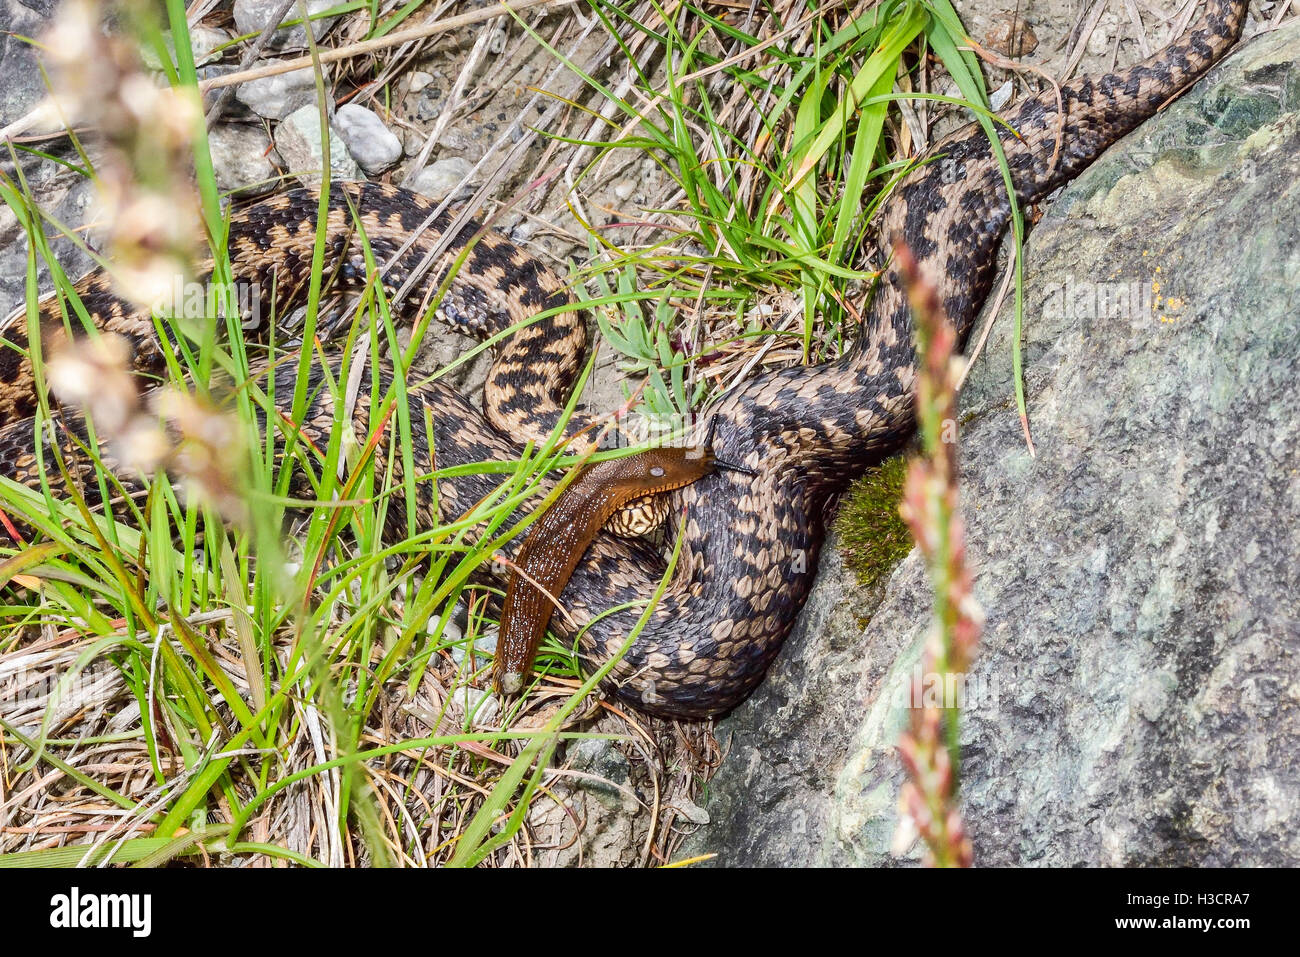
[{"left": 0, "top": 1, "right": 1248, "bottom": 717}]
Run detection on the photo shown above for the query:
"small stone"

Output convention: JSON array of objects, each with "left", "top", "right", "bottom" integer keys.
[
  {"left": 189, "top": 26, "right": 232, "bottom": 65},
  {"left": 197, "top": 65, "right": 252, "bottom": 118},
  {"left": 409, "top": 157, "right": 476, "bottom": 202},
  {"left": 208, "top": 123, "right": 280, "bottom": 195},
  {"left": 403, "top": 129, "right": 427, "bottom": 157},
  {"left": 458, "top": 685, "right": 493, "bottom": 714},
  {"left": 140, "top": 26, "right": 230, "bottom": 71},
  {"left": 1087, "top": 12, "right": 1119, "bottom": 58},
  {"left": 448, "top": 624, "right": 495, "bottom": 667},
  {"left": 334, "top": 103, "right": 403, "bottom": 173},
  {"left": 233, "top": 0, "right": 340, "bottom": 50},
  {"left": 236, "top": 65, "right": 318, "bottom": 120},
  {"left": 612, "top": 180, "right": 635, "bottom": 201},
  {"left": 668, "top": 797, "right": 710, "bottom": 825},
  {"left": 990, "top": 79, "right": 1014, "bottom": 111},
  {"left": 568, "top": 738, "right": 631, "bottom": 794},
  {"left": 983, "top": 14, "right": 1038, "bottom": 58},
  {"left": 408, "top": 70, "right": 433, "bottom": 92},
  {"left": 276, "top": 104, "right": 360, "bottom": 184}
]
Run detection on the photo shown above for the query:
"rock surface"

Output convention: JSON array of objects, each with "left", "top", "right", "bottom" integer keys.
[
  {"left": 685, "top": 22, "right": 1300, "bottom": 867},
  {"left": 0, "top": 0, "right": 56, "bottom": 128}
]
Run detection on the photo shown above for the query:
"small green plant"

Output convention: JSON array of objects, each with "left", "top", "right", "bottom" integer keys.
[
  {"left": 834, "top": 455, "right": 913, "bottom": 593},
  {"left": 537, "top": 0, "right": 1021, "bottom": 414}
]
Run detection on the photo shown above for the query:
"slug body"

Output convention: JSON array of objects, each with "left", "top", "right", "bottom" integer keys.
[{"left": 494, "top": 447, "right": 717, "bottom": 694}]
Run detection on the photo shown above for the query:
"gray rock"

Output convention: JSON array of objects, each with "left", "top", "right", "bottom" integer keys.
[
  {"left": 333, "top": 103, "right": 402, "bottom": 173},
  {"left": 409, "top": 157, "right": 475, "bottom": 203},
  {"left": 0, "top": 0, "right": 54, "bottom": 128},
  {"left": 531, "top": 771, "right": 642, "bottom": 867},
  {"left": 197, "top": 64, "right": 253, "bottom": 119},
  {"left": 208, "top": 123, "right": 280, "bottom": 195},
  {"left": 686, "top": 22, "right": 1300, "bottom": 867},
  {"left": 275, "top": 104, "right": 359, "bottom": 184},
  {"left": 189, "top": 25, "right": 231, "bottom": 65},
  {"left": 0, "top": 161, "right": 98, "bottom": 313},
  {"left": 232, "top": 0, "right": 340, "bottom": 50},
  {"left": 140, "top": 25, "right": 230, "bottom": 71},
  {"left": 529, "top": 736, "right": 640, "bottom": 865},
  {"left": 235, "top": 65, "right": 319, "bottom": 120},
  {"left": 567, "top": 738, "right": 632, "bottom": 798}
]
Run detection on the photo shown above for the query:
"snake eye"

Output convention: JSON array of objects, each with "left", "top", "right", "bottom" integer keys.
[{"left": 649, "top": 465, "right": 665, "bottom": 478}]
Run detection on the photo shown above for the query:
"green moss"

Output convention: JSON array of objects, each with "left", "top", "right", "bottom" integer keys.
[{"left": 833, "top": 454, "right": 914, "bottom": 592}]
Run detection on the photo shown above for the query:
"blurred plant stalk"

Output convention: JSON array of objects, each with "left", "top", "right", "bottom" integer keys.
[
  {"left": 893, "top": 240, "right": 985, "bottom": 868},
  {"left": 39, "top": 0, "right": 246, "bottom": 522},
  {"left": 44, "top": 0, "right": 202, "bottom": 310}
]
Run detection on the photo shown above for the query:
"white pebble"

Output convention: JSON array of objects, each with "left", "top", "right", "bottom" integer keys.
[
  {"left": 334, "top": 103, "right": 403, "bottom": 173},
  {"left": 990, "top": 80, "right": 1014, "bottom": 112}
]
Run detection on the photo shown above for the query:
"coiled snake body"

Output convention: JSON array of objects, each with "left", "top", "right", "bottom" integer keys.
[{"left": 0, "top": 2, "right": 1248, "bottom": 717}]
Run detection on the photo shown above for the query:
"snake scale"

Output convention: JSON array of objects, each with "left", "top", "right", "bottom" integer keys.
[{"left": 0, "top": 1, "right": 1248, "bottom": 718}]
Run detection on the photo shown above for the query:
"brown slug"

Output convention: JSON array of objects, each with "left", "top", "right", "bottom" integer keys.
[{"left": 493, "top": 445, "right": 718, "bottom": 695}]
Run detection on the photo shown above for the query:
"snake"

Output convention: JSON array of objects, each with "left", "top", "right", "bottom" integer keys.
[{"left": 0, "top": 1, "right": 1248, "bottom": 719}]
